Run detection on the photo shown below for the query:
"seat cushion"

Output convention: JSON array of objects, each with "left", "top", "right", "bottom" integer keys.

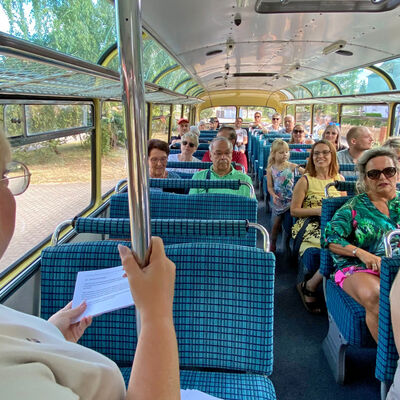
[
  {"left": 326, "top": 279, "right": 374, "bottom": 347},
  {"left": 120, "top": 368, "right": 277, "bottom": 400}
]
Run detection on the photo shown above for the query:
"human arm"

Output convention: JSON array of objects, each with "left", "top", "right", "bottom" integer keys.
[
  {"left": 48, "top": 301, "right": 92, "bottom": 343},
  {"left": 290, "top": 176, "right": 321, "bottom": 217},
  {"left": 266, "top": 168, "right": 279, "bottom": 204},
  {"left": 390, "top": 270, "right": 400, "bottom": 353},
  {"left": 243, "top": 132, "right": 248, "bottom": 145},
  {"left": 328, "top": 243, "right": 381, "bottom": 272},
  {"left": 118, "top": 238, "right": 180, "bottom": 400}
]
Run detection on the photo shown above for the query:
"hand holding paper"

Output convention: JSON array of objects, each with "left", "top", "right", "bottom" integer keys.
[{"left": 71, "top": 265, "right": 134, "bottom": 322}]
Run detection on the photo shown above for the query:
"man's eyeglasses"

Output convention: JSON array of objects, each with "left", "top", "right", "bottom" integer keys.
[
  {"left": 313, "top": 150, "right": 331, "bottom": 157},
  {"left": 366, "top": 167, "right": 397, "bottom": 180},
  {"left": 293, "top": 129, "right": 304, "bottom": 134},
  {"left": 1, "top": 161, "right": 31, "bottom": 196},
  {"left": 182, "top": 141, "right": 195, "bottom": 148},
  {"left": 255, "top": 115, "right": 261, "bottom": 118},
  {"left": 272, "top": 118, "right": 280, "bottom": 121}
]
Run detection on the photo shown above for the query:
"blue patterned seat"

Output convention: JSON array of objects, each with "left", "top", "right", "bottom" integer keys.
[
  {"left": 74, "top": 217, "right": 258, "bottom": 247},
  {"left": 320, "top": 196, "right": 375, "bottom": 384},
  {"left": 41, "top": 241, "right": 276, "bottom": 399},
  {"left": 376, "top": 256, "right": 400, "bottom": 398},
  {"left": 110, "top": 192, "right": 258, "bottom": 223},
  {"left": 40, "top": 240, "right": 137, "bottom": 366}
]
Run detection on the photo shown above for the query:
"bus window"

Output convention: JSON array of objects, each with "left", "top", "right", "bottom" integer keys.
[
  {"left": 286, "top": 105, "right": 295, "bottom": 118},
  {"left": 239, "top": 106, "right": 275, "bottom": 126},
  {"left": 393, "top": 104, "right": 400, "bottom": 137},
  {"left": 1, "top": 132, "right": 92, "bottom": 272},
  {"left": 183, "top": 105, "right": 191, "bottom": 121},
  {"left": 312, "top": 104, "right": 339, "bottom": 139},
  {"left": 151, "top": 105, "right": 171, "bottom": 141},
  {"left": 2, "top": 105, "right": 24, "bottom": 138},
  {"left": 25, "top": 104, "right": 92, "bottom": 136},
  {"left": 200, "top": 106, "right": 236, "bottom": 125},
  {"left": 101, "top": 102, "right": 126, "bottom": 195},
  {"left": 295, "top": 105, "right": 311, "bottom": 134},
  {"left": 341, "top": 104, "right": 389, "bottom": 144}
]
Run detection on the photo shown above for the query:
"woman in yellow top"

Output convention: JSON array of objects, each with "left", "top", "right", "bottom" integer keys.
[{"left": 291, "top": 139, "right": 344, "bottom": 314}]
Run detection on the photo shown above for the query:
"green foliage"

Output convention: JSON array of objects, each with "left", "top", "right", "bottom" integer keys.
[
  {"left": 1, "top": 0, "right": 116, "bottom": 63},
  {"left": 101, "top": 102, "right": 125, "bottom": 155}
]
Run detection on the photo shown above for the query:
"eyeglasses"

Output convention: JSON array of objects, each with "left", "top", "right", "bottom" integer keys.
[
  {"left": 293, "top": 130, "right": 304, "bottom": 134},
  {"left": 366, "top": 167, "right": 397, "bottom": 180},
  {"left": 313, "top": 150, "right": 331, "bottom": 157},
  {"left": 149, "top": 157, "right": 168, "bottom": 164},
  {"left": 182, "top": 141, "right": 195, "bottom": 148},
  {"left": 255, "top": 115, "right": 261, "bottom": 118},
  {"left": 272, "top": 118, "right": 280, "bottom": 121},
  {"left": 1, "top": 161, "right": 31, "bottom": 196}
]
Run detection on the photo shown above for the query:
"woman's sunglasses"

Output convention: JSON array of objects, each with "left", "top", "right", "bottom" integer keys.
[
  {"left": 366, "top": 167, "right": 397, "bottom": 180},
  {"left": 182, "top": 141, "right": 195, "bottom": 148}
]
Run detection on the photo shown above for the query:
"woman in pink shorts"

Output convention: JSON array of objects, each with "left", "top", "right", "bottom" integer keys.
[{"left": 322, "top": 147, "right": 400, "bottom": 342}]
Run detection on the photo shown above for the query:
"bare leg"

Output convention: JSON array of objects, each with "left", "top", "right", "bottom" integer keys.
[
  {"left": 342, "top": 272, "right": 380, "bottom": 342},
  {"left": 270, "top": 214, "right": 282, "bottom": 252}
]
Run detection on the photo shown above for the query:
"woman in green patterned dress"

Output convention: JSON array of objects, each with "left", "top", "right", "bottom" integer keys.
[{"left": 322, "top": 147, "right": 400, "bottom": 342}]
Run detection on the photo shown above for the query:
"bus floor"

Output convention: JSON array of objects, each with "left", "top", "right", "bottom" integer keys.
[{"left": 257, "top": 197, "right": 380, "bottom": 400}]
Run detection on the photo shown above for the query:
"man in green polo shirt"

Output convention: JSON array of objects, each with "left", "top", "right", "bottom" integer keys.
[{"left": 189, "top": 137, "right": 253, "bottom": 197}]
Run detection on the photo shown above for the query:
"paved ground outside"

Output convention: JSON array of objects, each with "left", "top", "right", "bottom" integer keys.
[{"left": 0, "top": 180, "right": 118, "bottom": 272}]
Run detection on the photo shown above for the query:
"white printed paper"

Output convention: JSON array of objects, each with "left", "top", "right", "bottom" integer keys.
[
  {"left": 71, "top": 265, "right": 134, "bottom": 322},
  {"left": 180, "top": 389, "right": 223, "bottom": 400}
]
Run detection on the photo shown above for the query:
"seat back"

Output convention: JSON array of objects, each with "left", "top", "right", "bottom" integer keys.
[
  {"left": 74, "top": 218, "right": 259, "bottom": 247},
  {"left": 320, "top": 196, "right": 352, "bottom": 277},
  {"left": 110, "top": 191, "right": 257, "bottom": 221},
  {"left": 41, "top": 241, "right": 137, "bottom": 366},
  {"left": 167, "top": 242, "right": 275, "bottom": 374},
  {"left": 289, "top": 150, "right": 310, "bottom": 160},
  {"left": 376, "top": 256, "right": 400, "bottom": 383}
]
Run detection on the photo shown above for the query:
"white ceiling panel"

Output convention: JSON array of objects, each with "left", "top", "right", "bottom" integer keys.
[{"left": 142, "top": 0, "right": 400, "bottom": 92}]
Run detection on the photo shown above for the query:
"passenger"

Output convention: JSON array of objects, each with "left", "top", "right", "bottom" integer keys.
[
  {"left": 197, "top": 120, "right": 207, "bottom": 131},
  {"left": 266, "top": 139, "right": 304, "bottom": 253},
  {"left": 289, "top": 123, "right": 314, "bottom": 151},
  {"left": 148, "top": 139, "right": 181, "bottom": 179},
  {"left": 190, "top": 136, "right": 253, "bottom": 197},
  {"left": 167, "top": 132, "right": 200, "bottom": 174},
  {"left": 266, "top": 112, "right": 282, "bottom": 133},
  {"left": 337, "top": 126, "right": 373, "bottom": 172},
  {"left": 234, "top": 117, "right": 248, "bottom": 153},
  {"left": 209, "top": 117, "right": 220, "bottom": 131},
  {"left": 291, "top": 140, "right": 344, "bottom": 314},
  {"left": 202, "top": 126, "right": 248, "bottom": 172},
  {"left": 0, "top": 130, "right": 180, "bottom": 399},
  {"left": 322, "top": 124, "right": 347, "bottom": 151},
  {"left": 322, "top": 147, "right": 400, "bottom": 341},
  {"left": 383, "top": 137, "right": 400, "bottom": 162},
  {"left": 249, "top": 111, "right": 267, "bottom": 131},
  {"left": 387, "top": 270, "right": 400, "bottom": 399},
  {"left": 170, "top": 117, "right": 190, "bottom": 145},
  {"left": 189, "top": 125, "right": 200, "bottom": 136},
  {"left": 279, "top": 114, "right": 295, "bottom": 134}
]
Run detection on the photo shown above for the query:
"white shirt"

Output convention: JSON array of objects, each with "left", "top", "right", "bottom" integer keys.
[{"left": 0, "top": 305, "right": 126, "bottom": 400}]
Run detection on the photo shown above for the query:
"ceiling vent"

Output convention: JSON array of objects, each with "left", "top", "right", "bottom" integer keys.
[
  {"left": 255, "top": 0, "right": 400, "bottom": 13},
  {"left": 335, "top": 49, "right": 354, "bottom": 56},
  {"left": 233, "top": 72, "right": 278, "bottom": 77}
]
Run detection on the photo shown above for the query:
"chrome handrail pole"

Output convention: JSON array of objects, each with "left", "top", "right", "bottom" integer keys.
[{"left": 115, "top": 0, "right": 151, "bottom": 335}]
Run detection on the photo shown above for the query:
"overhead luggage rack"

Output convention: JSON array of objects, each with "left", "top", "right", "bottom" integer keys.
[{"left": 0, "top": 33, "right": 203, "bottom": 104}]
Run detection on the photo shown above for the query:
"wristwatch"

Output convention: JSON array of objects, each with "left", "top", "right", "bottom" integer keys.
[{"left": 352, "top": 247, "right": 358, "bottom": 257}]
